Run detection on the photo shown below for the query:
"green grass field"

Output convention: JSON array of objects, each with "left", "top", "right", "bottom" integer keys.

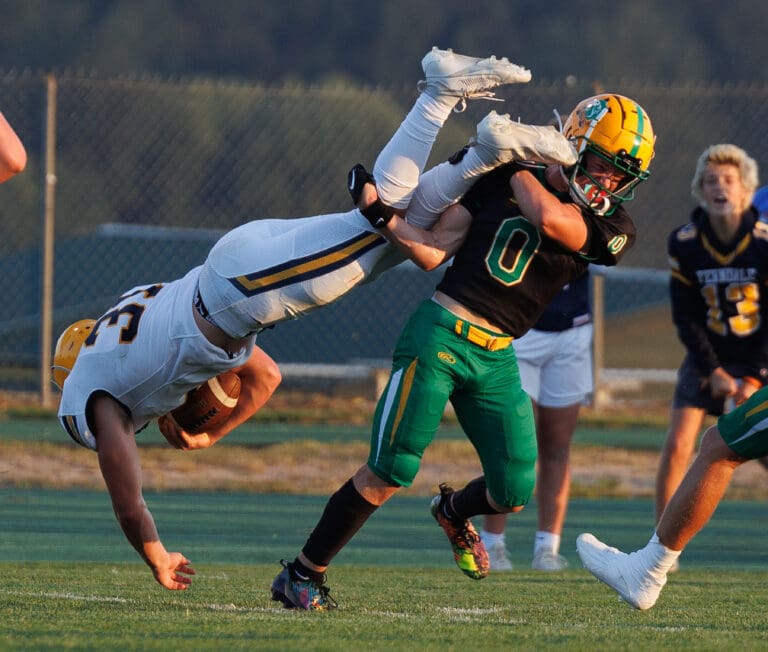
[
  {"left": 1, "top": 488, "right": 767, "bottom": 650},
  {"left": 0, "top": 416, "right": 669, "bottom": 449},
  {"left": 1, "top": 414, "right": 765, "bottom": 649}
]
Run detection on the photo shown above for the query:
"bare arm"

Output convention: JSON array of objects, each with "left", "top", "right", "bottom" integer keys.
[
  {"left": 379, "top": 203, "right": 472, "bottom": 271},
  {"left": 353, "top": 176, "right": 470, "bottom": 271},
  {"left": 0, "top": 113, "right": 27, "bottom": 184},
  {"left": 158, "top": 345, "right": 282, "bottom": 450},
  {"left": 510, "top": 169, "right": 587, "bottom": 252},
  {"left": 92, "top": 394, "right": 195, "bottom": 589},
  {"left": 206, "top": 345, "right": 282, "bottom": 443}
]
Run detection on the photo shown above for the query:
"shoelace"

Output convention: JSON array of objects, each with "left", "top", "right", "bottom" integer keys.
[
  {"left": 415, "top": 81, "right": 503, "bottom": 113},
  {"left": 452, "top": 522, "right": 480, "bottom": 549},
  {"left": 317, "top": 585, "right": 338, "bottom": 609}
]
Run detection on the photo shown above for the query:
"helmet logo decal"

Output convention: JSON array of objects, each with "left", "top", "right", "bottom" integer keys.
[
  {"left": 607, "top": 234, "right": 628, "bottom": 254},
  {"left": 584, "top": 98, "right": 608, "bottom": 121}
]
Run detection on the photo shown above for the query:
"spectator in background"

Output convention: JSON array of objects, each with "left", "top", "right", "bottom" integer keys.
[
  {"left": 481, "top": 272, "right": 593, "bottom": 571},
  {"left": 655, "top": 145, "right": 766, "bottom": 543},
  {"left": 0, "top": 111, "right": 27, "bottom": 183}
]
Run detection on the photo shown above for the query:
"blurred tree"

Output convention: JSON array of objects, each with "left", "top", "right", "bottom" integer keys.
[{"left": 0, "top": 0, "right": 766, "bottom": 84}]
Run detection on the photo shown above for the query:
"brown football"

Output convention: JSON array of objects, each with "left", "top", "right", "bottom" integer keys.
[{"left": 170, "top": 372, "right": 241, "bottom": 434}]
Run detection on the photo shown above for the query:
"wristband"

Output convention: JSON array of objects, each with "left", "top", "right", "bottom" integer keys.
[
  {"left": 347, "top": 163, "right": 397, "bottom": 228},
  {"left": 361, "top": 200, "right": 396, "bottom": 229},
  {"left": 347, "top": 163, "right": 374, "bottom": 205}
]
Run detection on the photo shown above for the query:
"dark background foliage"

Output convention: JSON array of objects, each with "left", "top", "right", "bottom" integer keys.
[{"left": 1, "top": 0, "right": 765, "bottom": 85}]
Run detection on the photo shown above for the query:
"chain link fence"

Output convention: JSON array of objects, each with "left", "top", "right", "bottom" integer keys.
[{"left": 0, "top": 72, "right": 767, "bottom": 402}]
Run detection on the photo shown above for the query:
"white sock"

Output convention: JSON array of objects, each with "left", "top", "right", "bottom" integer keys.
[
  {"left": 373, "top": 93, "right": 457, "bottom": 209},
  {"left": 404, "top": 147, "right": 500, "bottom": 229},
  {"left": 534, "top": 530, "right": 560, "bottom": 555},
  {"left": 480, "top": 529, "right": 505, "bottom": 548},
  {"left": 644, "top": 531, "right": 681, "bottom": 572}
]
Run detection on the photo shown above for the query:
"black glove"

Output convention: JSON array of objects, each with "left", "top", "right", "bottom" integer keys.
[
  {"left": 348, "top": 163, "right": 375, "bottom": 204},
  {"left": 347, "top": 163, "right": 396, "bottom": 229}
]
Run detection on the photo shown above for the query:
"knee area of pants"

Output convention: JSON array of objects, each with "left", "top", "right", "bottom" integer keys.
[
  {"left": 369, "top": 457, "right": 418, "bottom": 488},
  {"left": 376, "top": 188, "right": 412, "bottom": 211},
  {"left": 487, "top": 467, "right": 536, "bottom": 510},
  {"left": 371, "top": 171, "right": 414, "bottom": 210}
]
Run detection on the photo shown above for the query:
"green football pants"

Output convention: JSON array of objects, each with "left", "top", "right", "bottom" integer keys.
[{"left": 368, "top": 299, "right": 537, "bottom": 508}]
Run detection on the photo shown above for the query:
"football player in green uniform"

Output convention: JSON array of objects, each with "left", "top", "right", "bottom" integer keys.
[{"left": 272, "top": 94, "right": 656, "bottom": 609}]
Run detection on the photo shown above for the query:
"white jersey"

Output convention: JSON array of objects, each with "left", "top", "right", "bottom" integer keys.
[
  {"left": 55, "top": 72, "right": 489, "bottom": 450},
  {"left": 58, "top": 268, "right": 254, "bottom": 450},
  {"left": 58, "top": 210, "right": 406, "bottom": 449},
  {"left": 197, "top": 209, "right": 405, "bottom": 337}
]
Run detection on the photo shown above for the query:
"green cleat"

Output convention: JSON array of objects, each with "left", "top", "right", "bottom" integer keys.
[{"left": 430, "top": 483, "right": 489, "bottom": 580}]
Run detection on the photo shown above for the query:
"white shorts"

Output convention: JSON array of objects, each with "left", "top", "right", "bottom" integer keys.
[{"left": 513, "top": 323, "right": 593, "bottom": 408}]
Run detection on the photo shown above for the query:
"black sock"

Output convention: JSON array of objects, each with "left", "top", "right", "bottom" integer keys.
[
  {"left": 290, "top": 558, "right": 326, "bottom": 585},
  {"left": 301, "top": 478, "right": 378, "bottom": 569},
  {"left": 445, "top": 476, "right": 500, "bottom": 521}
]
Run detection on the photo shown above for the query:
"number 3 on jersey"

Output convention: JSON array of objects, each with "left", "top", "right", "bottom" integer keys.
[
  {"left": 701, "top": 281, "right": 761, "bottom": 337},
  {"left": 84, "top": 284, "right": 164, "bottom": 348}
]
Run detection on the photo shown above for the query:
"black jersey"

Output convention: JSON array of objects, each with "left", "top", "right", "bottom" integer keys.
[
  {"left": 533, "top": 271, "right": 591, "bottom": 332},
  {"left": 668, "top": 206, "right": 768, "bottom": 380},
  {"left": 436, "top": 164, "right": 635, "bottom": 337}
]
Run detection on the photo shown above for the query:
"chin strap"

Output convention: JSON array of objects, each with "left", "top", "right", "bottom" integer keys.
[
  {"left": 568, "top": 178, "right": 612, "bottom": 216},
  {"left": 552, "top": 108, "right": 564, "bottom": 133}
]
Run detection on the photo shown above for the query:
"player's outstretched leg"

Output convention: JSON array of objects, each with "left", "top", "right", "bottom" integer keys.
[
  {"left": 270, "top": 559, "right": 338, "bottom": 611},
  {"left": 402, "top": 109, "right": 577, "bottom": 229},
  {"left": 373, "top": 47, "right": 532, "bottom": 213},
  {"left": 430, "top": 483, "right": 489, "bottom": 580},
  {"left": 473, "top": 110, "right": 578, "bottom": 167},
  {"left": 418, "top": 47, "right": 531, "bottom": 110},
  {"left": 576, "top": 533, "right": 667, "bottom": 610}
]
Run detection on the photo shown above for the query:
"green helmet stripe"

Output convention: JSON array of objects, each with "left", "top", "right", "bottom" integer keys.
[{"left": 629, "top": 101, "right": 645, "bottom": 158}]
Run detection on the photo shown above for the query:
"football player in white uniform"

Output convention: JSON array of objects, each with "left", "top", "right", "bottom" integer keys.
[{"left": 53, "top": 48, "right": 577, "bottom": 590}]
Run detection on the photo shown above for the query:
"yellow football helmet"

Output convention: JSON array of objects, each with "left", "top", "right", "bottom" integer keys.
[
  {"left": 562, "top": 94, "right": 655, "bottom": 215},
  {"left": 51, "top": 319, "right": 96, "bottom": 390}
]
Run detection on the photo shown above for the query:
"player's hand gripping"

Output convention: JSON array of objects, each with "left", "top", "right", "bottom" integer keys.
[
  {"left": 158, "top": 413, "right": 212, "bottom": 450},
  {"left": 709, "top": 367, "right": 738, "bottom": 401},
  {"left": 151, "top": 551, "right": 196, "bottom": 590}
]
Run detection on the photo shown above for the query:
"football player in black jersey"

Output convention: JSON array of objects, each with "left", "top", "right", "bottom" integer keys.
[
  {"left": 655, "top": 144, "right": 765, "bottom": 534},
  {"left": 273, "top": 94, "right": 656, "bottom": 607}
]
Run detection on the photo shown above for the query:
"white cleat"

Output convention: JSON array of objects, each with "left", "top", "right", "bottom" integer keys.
[
  {"left": 418, "top": 47, "right": 532, "bottom": 109},
  {"left": 474, "top": 111, "right": 579, "bottom": 167},
  {"left": 576, "top": 533, "right": 667, "bottom": 611},
  {"left": 532, "top": 549, "right": 569, "bottom": 571},
  {"left": 486, "top": 540, "right": 513, "bottom": 571}
]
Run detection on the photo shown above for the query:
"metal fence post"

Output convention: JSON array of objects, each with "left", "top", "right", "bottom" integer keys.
[
  {"left": 40, "top": 74, "right": 57, "bottom": 407},
  {"left": 591, "top": 271, "right": 606, "bottom": 410}
]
